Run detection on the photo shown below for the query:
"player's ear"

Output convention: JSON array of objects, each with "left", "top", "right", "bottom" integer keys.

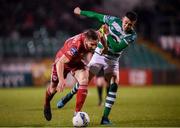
[{"left": 84, "top": 38, "right": 89, "bottom": 44}]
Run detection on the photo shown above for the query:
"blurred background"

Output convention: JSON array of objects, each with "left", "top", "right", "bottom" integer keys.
[{"left": 0, "top": 0, "right": 180, "bottom": 87}]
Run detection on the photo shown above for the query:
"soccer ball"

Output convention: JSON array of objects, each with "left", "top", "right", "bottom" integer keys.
[{"left": 72, "top": 112, "right": 90, "bottom": 127}]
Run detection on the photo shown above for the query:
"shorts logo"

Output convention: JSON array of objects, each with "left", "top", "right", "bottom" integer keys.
[
  {"left": 52, "top": 74, "right": 58, "bottom": 81},
  {"left": 70, "top": 47, "right": 78, "bottom": 56}
]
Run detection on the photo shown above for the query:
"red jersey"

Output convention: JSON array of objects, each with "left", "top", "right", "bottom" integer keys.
[
  {"left": 55, "top": 33, "right": 90, "bottom": 69},
  {"left": 51, "top": 32, "right": 98, "bottom": 83}
]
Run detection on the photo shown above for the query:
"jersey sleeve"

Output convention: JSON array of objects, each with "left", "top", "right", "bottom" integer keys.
[
  {"left": 103, "top": 15, "right": 118, "bottom": 25},
  {"left": 107, "top": 33, "right": 137, "bottom": 52},
  {"left": 80, "top": 10, "right": 105, "bottom": 23},
  {"left": 63, "top": 36, "right": 81, "bottom": 61}
]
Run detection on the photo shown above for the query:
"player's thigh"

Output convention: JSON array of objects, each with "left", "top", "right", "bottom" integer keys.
[
  {"left": 104, "top": 73, "right": 112, "bottom": 84},
  {"left": 74, "top": 69, "right": 89, "bottom": 85},
  {"left": 104, "top": 71, "right": 119, "bottom": 84},
  {"left": 88, "top": 53, "right": 106, "bottom": 75},
  {"left": 104, "top": 63, "right": 119, "bottom": 84}
]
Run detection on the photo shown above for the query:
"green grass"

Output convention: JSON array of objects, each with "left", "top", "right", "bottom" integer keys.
[{"left": 0, "top": 86, "right": 180, "bottom": 127}]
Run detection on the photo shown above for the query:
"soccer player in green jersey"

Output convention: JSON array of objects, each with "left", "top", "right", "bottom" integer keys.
[{"left": 57, "top": 7, "right": 137, "bottom": 125}]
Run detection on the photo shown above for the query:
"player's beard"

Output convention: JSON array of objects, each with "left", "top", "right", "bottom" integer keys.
[
  {"left": 88, "top": 48, "right": 95, "bottom": 53},
  {"left": 85, "top": 44, "right": 95, "bottom": 52}
]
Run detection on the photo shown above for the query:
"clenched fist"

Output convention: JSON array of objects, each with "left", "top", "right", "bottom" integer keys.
[{"left": 74, "top": 7, "right": 81, "bottom": 15}]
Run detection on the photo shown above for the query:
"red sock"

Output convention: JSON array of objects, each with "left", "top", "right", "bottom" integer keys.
[
  {"left": 44, "top": 86, "right": 56, "bottom": 107},
  {"left": 75, "top": 85, "right": 88, "bottom": 112}
]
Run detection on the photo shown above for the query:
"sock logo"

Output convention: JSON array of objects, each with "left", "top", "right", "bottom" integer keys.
[{"left": 52, "top": 74, "right": 58, "bottom": 83}]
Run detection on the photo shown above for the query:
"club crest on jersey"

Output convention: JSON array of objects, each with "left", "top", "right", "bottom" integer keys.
[{"left": 70, "top": 47, "right": 78, "bottom": 56}]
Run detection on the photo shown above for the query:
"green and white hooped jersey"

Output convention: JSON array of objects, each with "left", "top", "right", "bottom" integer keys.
[{"left": 96, "top": 15, "right": 137, "bottom": 61}]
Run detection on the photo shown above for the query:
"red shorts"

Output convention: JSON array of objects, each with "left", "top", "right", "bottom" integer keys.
[{"left": 51, "top": 62, "right": 86, "bottom": 84}]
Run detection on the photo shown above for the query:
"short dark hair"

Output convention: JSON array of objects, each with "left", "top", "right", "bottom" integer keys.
[
  {"left": 125, "top": 11, "right": 137, "bottom": 22},
  {"left": 84, "top": 29, "right": 98, "bottom": 41}
]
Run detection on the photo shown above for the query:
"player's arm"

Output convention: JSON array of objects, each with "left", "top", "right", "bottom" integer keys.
[
  {"left": 107, "top": 34, "right": 137, "bottom": 52},
  {"left": 99, "top": 25, "right": 109, "bottom": 54},
  {"left": 56, "top": 55, "right": 70, "bottom": 81},
  {"left": 74, "top": 7, "right": 118, "bottom": 25},
  {"left": 96, "top": 25, "right": 109, "bottom": 54},
  {"left": 56, "top": 55, "right": 70, "bottom": 92},
  {"left": 74, "top": 7, "right": 105, "bottom": 23}
]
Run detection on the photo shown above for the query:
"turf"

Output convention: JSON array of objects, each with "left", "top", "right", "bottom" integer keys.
[{"left": 0, "top": 86, "right": 180, "bottom": 127}]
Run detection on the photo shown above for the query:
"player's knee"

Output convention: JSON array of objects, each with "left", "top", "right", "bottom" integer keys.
[
  {"left": 79, "top": 72, "right": 89, "bottom": 85},
  {"left": 75, "top": 69, "right": 89, "bottom": 85},
  {"left": 78, "top": 76, "right": 89, "bottom": 85},
  {"left": 116, "top": 76, "right": 119, "bottom": 84},
  {"left": 110, "top": 75, "right": 119, "bottom": 84}
]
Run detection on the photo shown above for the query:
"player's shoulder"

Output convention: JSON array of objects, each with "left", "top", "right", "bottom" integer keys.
[
  {"left": 68, "top": 34, "right": 82, "bottom": 56},
  {"left": 72, "top": 33, "right": 82, "bottom": 41},
  {"left": 104, "top": 15, "right": 121, "bottom": 22},
  {"left": 64, "top": 34, "right": 82, "bottom": 52},
  {"left": 68, "top": 34, "right": 82, "bottom": 45}
]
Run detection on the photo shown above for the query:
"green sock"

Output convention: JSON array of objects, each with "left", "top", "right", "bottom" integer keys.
[
  {"left": 62, "top": 83, "right": 79, "bottom": 104},
  {"left": 103, "top": 83, "right": 118, "bottom": 118},
  {"left": 70, "top": 83, "right": 79, "bottom": 94}
]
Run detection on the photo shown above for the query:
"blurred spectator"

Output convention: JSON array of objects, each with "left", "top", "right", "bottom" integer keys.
[
  {"left": 0, "top": 0, "right": 103, "bottom": 37},
  {"left": 0, "top": 0, "right": 179, "bottom": 60},
  {"left": 159, "top": 36, "right": 180, "bottom": 58}
]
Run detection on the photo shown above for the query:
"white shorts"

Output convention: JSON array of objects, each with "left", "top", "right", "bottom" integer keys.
[{"left": 88, "top": 52, "right": 119, "bottom": 75}]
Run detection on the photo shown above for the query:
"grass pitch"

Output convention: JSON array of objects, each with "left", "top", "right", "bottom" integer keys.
[{"left": 0, "top": 86, "right": 180, "bottom": 127}]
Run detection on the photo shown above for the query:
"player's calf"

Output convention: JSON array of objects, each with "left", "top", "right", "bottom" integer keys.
[
  {"left": 44, "top": 85, "right": 56, "bottom": 121},
  {"left": 101, "top": 83, "right": 118, "bottom": 124},
  {"left": 76, "top": 85, "right": 88, "bottom": 112},
  {"left": 74, "top": 69, "right": 89, "bottom": 112}
]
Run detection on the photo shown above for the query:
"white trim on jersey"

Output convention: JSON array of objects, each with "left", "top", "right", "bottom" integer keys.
[
  {"left": 112, "top": 21, "right": 123, "bottom": 34},
  {"left": 123, "top": 38, "right": 129, "bottom": 45},
  {"left": 109, "top": 28, "right": 121, "bottom": 42}
]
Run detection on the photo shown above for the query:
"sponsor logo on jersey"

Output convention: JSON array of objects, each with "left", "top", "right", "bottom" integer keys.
[{"left": 70, "top": 47, "right": 78, "bottom": 56}]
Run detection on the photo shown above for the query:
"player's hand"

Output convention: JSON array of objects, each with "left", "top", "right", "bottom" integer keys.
[
  {"left": 103, "top": 24, "right": 109, "bottom": 35},
  {"left": 56, "top": 79, "right": 66, "bottom": 92},
  {"left": 98, "top": 24, "right": 109, "bottom": 38},
  {"left": 101, "top": 47, "right": 108, "bottom": 55},
  {"left": 74, "top": 7, "right": 81, "bottom": 15}
]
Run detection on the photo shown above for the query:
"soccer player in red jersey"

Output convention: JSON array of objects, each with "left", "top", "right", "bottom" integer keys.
[{"left": 43, "top": 29, "right": 99, "bottom": 121}]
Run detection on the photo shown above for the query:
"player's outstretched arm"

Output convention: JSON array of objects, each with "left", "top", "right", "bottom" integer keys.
[{"left": 74, "top": 7, "right": 105, "bottom": 23}]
